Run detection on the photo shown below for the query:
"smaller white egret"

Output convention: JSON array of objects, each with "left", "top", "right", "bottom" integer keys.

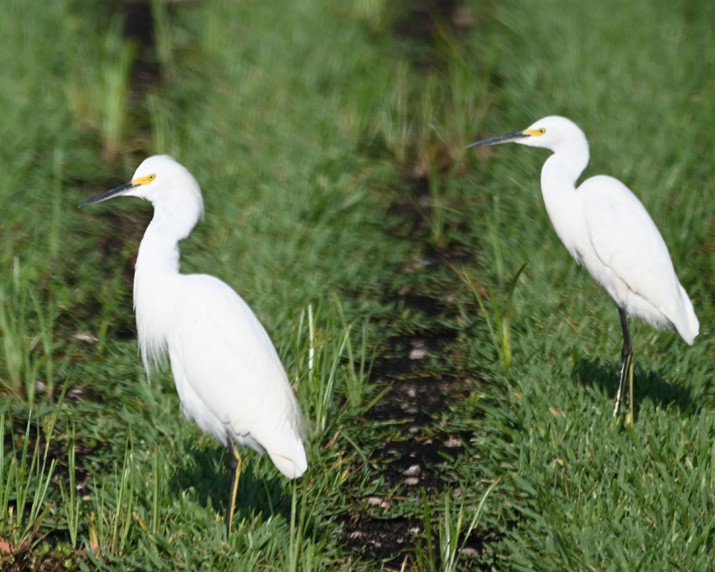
[
  {"left": 80, "top": 155, "right": 307, "bottom": 534},
  {"left": 467, "top": 116, "right": 699, "bottom": 424}
]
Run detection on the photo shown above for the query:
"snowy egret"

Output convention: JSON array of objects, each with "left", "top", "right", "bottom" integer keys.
[
  {"left": 80, "top": 155, "right": 307, "bottom": 534},
  {"left": 467, "top": 116, "right": 699, "bottom": 424}
]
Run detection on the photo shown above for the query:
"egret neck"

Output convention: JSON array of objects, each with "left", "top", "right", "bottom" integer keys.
[
  {"left": 539, "top": 135, "right": 590, "bottom": 263},
  {"left": 133, "top": 202, "right": 200, "bottom": 374}
]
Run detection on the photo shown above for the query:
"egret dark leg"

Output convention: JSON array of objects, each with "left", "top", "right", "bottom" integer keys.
[
  {"left": 225, "top": 437, "right": 242, "bottom": 537},
  {"left": 612, "top": 307, "right": 635, "bottom": 424}
]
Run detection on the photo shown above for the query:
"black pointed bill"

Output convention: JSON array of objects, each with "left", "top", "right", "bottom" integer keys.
[
  {"left": 79, "top": 181, "right": 138, "bottom": 208},
  {"left": 466, "top": 130, "right": 530, "bottom": 149}
]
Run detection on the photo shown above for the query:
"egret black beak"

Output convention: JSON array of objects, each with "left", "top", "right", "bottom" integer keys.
[
  {"left": 466, "top": 130, "right": 529, "bottom": 149},
  {"left": 79, "top": 181, "right": 138, "bottom": 208}
]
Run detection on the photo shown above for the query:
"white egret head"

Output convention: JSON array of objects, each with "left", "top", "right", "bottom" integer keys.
[
  {"left": 467, "top": 115, "right": 588, "bottom": 154},
  {"left": 81, "top": 155, "right": 202, "bottom": 208},
  {"left": 80, "top": 155, "right": 204, "bottom": 236}
]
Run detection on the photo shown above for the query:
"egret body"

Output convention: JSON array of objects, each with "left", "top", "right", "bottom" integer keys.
[
  {"left": 468, "top": 116, "right": 699, "bottom": 424},
  {"left": 80, "top": 155, "right": 307, "bottom": 533}
]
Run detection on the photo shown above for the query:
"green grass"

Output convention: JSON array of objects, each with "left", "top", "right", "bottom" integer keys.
[{"left": 0, "top": 0, "right": 712, "bottom": 569}]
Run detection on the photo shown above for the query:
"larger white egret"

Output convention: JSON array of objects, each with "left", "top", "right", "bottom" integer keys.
[
  {"left": 80, "top": 155, "right": 307, "bottom": 534},
  {"left": 467, "top": 116, "right": 699, "bottom": 424}
]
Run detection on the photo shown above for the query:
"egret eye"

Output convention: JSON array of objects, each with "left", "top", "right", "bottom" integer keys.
[{"left": 537, "top": 127, "right": 546, "bottom": 136}]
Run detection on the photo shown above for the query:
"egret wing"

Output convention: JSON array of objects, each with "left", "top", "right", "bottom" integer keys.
[
  {"left": 580, "top": 175, "right": 683, "bottom": 324},
  {"left": 168, "top": 274, "right": 305, "bottom": 476}
]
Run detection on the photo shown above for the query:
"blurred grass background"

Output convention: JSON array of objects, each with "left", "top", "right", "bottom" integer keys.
[{"left": 0, "top": 0, "right": 712, "bottom": 569}]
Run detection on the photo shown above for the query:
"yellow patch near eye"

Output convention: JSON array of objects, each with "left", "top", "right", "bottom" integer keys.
[
  {"left": 132, "top": 174, "right": 157, "bottom": 185},
  {"left": 524, "top": 128, "right": 546, "bottom": 137}
]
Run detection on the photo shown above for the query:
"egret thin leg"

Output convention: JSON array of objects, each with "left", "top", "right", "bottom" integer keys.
[
  {"left": 625, "top": 349, "right": 635, "bottom": 426},
  {"left": 613, "top": 307, "right": 633, "bottom": 419},
  {"left": 225, "top": 437, "right": 243, "bottom": 537}
]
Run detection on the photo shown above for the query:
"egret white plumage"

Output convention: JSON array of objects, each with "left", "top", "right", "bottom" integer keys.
[
  {"left": 467, "top": 116, "right": 699, "bottom": 424},
  {"left": 80, "top": 155, "right": 307, "bottom": 534}
]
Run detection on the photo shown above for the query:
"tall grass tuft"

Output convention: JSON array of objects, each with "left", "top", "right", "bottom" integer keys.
[
  {"left": 0, "top": 258, "right": 38, "bottom": 400},
  {"left": 87, "top": 436, "right": 138, "bottom": 561},
  {"left": 58, "top": 426, "right": 80, "bottom": 549},
  {"left": 99, "top": 22, "right": 137, "bottom": 161},
  {"left": 0, "top": 407, "right": 61, "bottom": 556},
  {"left": 66, "top": 16, "right": 137, "bottom": 162},
  {"left": 150, "top": 0, "right": 174, "bottom": 75},
  {"left": 291, "top": 297, "right": 373, "bottom": 435},
  {"left": 416, "top": 481, "right": 500, "bottom": 572},
  {"left": 460, "top": 263, "right": 527, "bottom": 371}
]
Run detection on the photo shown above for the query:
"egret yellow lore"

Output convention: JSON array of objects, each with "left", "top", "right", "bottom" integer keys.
[
  {"left": 80, "top": 155, "right": 307, "bottom": 534},
  {"left": 467, "top": 116, "right": 699, "bottom": 424}
]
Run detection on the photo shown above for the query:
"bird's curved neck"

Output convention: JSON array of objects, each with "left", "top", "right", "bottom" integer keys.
[
  {"left": 135, "top": 218, "right": 182, "bottom": 279},
  {"left": 541, "top": 140, "right": 589, "bottom": 188},
  {"left": 133, "top": 203, "right": 198, "bottom": 277},
  {"left": 539, "top": 142, "right": 590, "bottom": 259},
  {"left": 133, "top": 210, "right": 193, "bottom": 373}
]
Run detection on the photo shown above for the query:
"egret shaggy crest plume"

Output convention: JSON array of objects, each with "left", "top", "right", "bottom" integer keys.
[
  {"left": 467, "top": 116, "right": 699, "bottom": 424},
  {"left": 80, "top": 155, "right": 307, "bottom": 534}
]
